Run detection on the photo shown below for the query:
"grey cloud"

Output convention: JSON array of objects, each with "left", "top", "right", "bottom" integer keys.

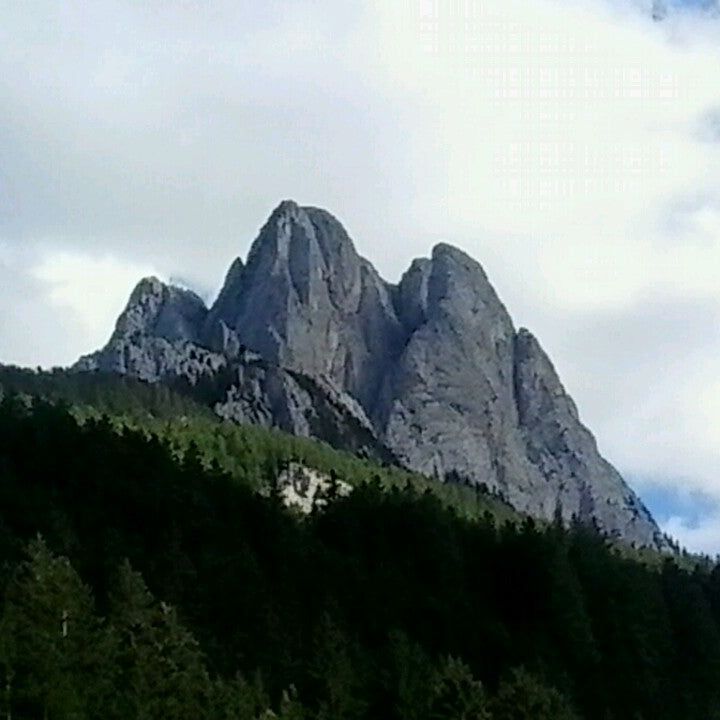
[
  {"left": 0, "top": 1, "right": 412, "bottom": 289},
  {"left": 560, "top": 295, "right": 720, "bottom": 369},
  {"left": 0, "top": 258, "right": 86, "bottom": 368}
]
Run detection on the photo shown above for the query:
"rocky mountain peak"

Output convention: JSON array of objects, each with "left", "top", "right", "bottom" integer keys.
[
  {"left": 76, "top": 202, "right": 666, "bottom": 549},
  {"left": 427, "top": 242, "right": 513, "bottom": 330},
  {"left": 203, "top": 203, "right": 402, "bottom": 407},
  {"left": 396, "top": 257, "right": 432, "bottom": 332},
  {"left": 245, "top": 199, "right": 304, "bottom": 265},
  {"left": 130, "top": 275, "right": 164, "bottom": 298},
  {"left": 241, "top": 200, "right": 363, "bottom": 311},
  {"left": 114, "top": 276, "right": 207, "bottom": 344},
  {"left": 73, "top": 276, "right": 212, "bottom": 381}
]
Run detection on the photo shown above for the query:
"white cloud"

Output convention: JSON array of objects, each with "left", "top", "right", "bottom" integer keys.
[
  {"left": 0, "top": 244, "right": 155, "bottom": 368},
  {"left": 368, "top": 0, "right": 720, "bottom": 301},
  {"left": 32, "top": 249, "right": 157, "bottom": 342}
]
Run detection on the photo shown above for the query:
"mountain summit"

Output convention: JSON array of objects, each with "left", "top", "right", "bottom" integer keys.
[{"left": 76, "top": 201, "right": 663, "bottom": 548}]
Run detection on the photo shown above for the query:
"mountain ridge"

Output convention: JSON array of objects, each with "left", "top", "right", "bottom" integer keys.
[{"left": 75, "top": 200, "right": 664, "bottom": 549}]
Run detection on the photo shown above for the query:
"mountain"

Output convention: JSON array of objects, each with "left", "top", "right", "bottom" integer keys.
[
  {"left": 75, "top": 272, "right": 394, "bottom": 464},
  {"left": 75, "top": 200, "right": 663, "bottom": 548}
]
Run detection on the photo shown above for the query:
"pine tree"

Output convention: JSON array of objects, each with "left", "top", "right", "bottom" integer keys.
[
  {"left": 208, "top": 672, "right": 269, "bottom": 720},
  {"left": 492, "top": 667, "right": 578, "bottom": 720},
  {"left": 0, "top": 537, "right": 112, "bottom": 720},
  {"left": 429, "top": 656, "right": 491, "bottom": 720},
  {"left": 311, "top": 614, "right": 366, "bottom": 720},
  {"left": 275, "top": 686, "right": 307, "bottom": 720},
  {"left": 109, "top": 560, "right": 211, "bottom": 720},
  {"left": 388, "top": 631, "right": 434, "bottom": 720}
]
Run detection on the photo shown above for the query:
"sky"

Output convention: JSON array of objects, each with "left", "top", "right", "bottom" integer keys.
[{"left": 1, "top": 0, "right": 720, "bottom": 552}]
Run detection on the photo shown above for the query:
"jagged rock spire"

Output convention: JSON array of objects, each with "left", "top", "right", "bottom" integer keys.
[
  {"left": 203, "top": 201, "right": 403, "bottom": 410},
  {"left": 113, "top": 276, "right": 207, "bottom": 344}
]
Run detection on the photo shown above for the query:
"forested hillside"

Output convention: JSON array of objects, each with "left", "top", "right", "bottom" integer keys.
[
  {"left": 0, "top": 382, "right": 718, "bottom": 718},
  {"left": 0, "top": 365, "right": 516, "bottom": 521}
]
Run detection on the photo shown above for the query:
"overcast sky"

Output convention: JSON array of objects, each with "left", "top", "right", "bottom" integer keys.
[{"left": 1, "top": 0, "right": 720, "bottom": 551}]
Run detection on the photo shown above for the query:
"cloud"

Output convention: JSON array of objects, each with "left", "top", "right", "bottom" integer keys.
[
  {"left": 639, "top": 483, "right": 720, "bottom": 555},
  {"left": 364, "top": 0, "right": 720, "bottom": 529},
  {"left": 0, "top": 1, "right": 399, "bottom": 285},
  {"left": 32, "top": 250, "right": 157, "bottom": 351},
  {"left": 665, "top": 513, "right": 720, "bottom": 557},
  {"left": 0, "top": 243, "right": 155, "bottom": 368},
  {"left": 1, "top": 0, "right": 720, "bottom": 549}
]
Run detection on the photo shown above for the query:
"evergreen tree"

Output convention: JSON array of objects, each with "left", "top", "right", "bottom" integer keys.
[
  {"left": 4, "top": 388, "right": 720, "bottom": 720},
  {"left": 388, "top": 631, "right": 434, "bottom": 720},
  {"left": 429, "top": 656, "right": 491, "bottom": 720},
  {"left": 109, "top": 560, "right": 211, "bottom": 720},
  {"left": 492, "top": 668, "right": 578, "bottom": 720},
  {"left": 0, "top": 537, "right": 112, "bottom": 720},
  {"left": 274, "top": 686, "right": 307, "bottom": 720},
  {"left": 311, "top": 614, "right": 366, "bottom": 720},
  {"left": 209, "top": 673, "right": 269, "bottom": 720}
]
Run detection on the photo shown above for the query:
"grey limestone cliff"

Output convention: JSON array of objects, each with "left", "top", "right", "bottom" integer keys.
[
  {"left": 201, "top": 201, "right": 404, "bottom": 411},
  {"left": 76, "top": 200, "right": 664, "bottom": 548},
  {"left": 75, "top": 271, "right": 394, "bottom": 463}
]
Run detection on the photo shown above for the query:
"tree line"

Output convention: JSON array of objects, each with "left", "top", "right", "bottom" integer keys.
[{"left": 0, "top": 392, "right": 719, "bottom": 718}]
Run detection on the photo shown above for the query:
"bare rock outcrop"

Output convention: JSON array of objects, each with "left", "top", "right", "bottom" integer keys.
[{"left": 275, "top": 462, "right": 352, "bottom": 514}]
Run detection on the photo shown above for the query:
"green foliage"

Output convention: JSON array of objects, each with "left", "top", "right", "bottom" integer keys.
[
  {"left": 109, "top": 561, "right": 212, "bottom": 720},
  {"left": 273, "top": 687, "right": 308, "bottom": 720},
  {"left": 0, "top": 365, "right": 517, "bottom": 524},
  {"left": 209, "top": 673, "right": 269, "bottom": 720},
  {"left": 0, "top": 387, "right": 719, "bottom": 719},
  {"left": 0, "top": 537, "right": 111, "bottom": 719},
  {"left": 310, "top": 615, "right": 366, "bottom": 720},
  {"left": 0, "top": 365, "right": 215, "bottom": 423},
  {"left": 388, "top": 631, "right": 435, "bottom": 720},
  {"left": 492, "top": 668, "right": 578, "bottom": 720},
  {"left": 429, "top": 656, "right": 492, "bottom": 720},
  {"left": 0, "top": 541, "right": 301, "bottom": 720}
]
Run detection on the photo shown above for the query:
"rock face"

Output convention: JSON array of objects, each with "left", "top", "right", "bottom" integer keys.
[
  {"left": 75, "top": 277, "right": 218, "bottom": 382},
  {"left": 513, "top": 329, "right": 657, "bottom": 539},
  {"left": 379, "top": 243, "right": 530, "bottom": 500},
  {"left": 75, "top": 200, "right": 664, "bottom": 548},
  {"left": 212, "top": 353, "right": 397, "bottom": 464},
  {"left": 76, "top": 273, "right": 396, "bottom": 465},
  {"left": 202, "top": 201, "right": 404, "bottom": 411}
]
